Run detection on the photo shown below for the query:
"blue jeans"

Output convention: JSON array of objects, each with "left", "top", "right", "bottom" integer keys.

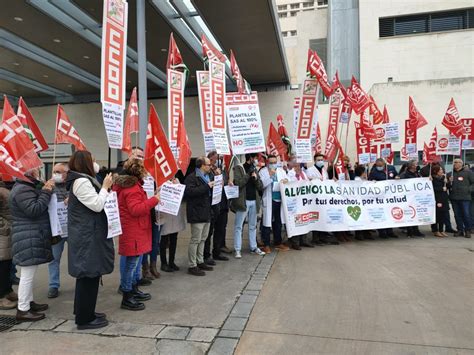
[
  {"left": 233, "top": 200, "right": 257, "bottom": 252},
  {"left": 48, "top": 238, "right": 66, "bottom": 289},
  {"left": 451, "top": 200, "right": 472, "bottom": 232},
  {"left": 120, "top": 255, "right": 143, "bottom": 286},
  {"left": 142, "top": 223, "right": 161, "bottom": 265},
  {"left": 120, "top": 256, "right": 140, "bottom": 292}
]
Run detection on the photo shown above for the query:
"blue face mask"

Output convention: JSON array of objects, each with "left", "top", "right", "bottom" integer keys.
[
  {"left": 376, "top": 166, "right": 384, "bottom": 171},
  {"left": 315, "top": 161, "right": 325, "bottom": 168},
  {"left": 269, "top": 164, "right": 277, "bottom": 169}
]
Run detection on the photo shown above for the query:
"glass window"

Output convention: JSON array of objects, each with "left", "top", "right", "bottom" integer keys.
[
  {"left": 431, "top": 10, "right": 466, "bottom": 32},
  {"left": 277, "top": 5, "right": 287, "bottom": 11},
  {"left": 290, "top": 30, "right": 297, "bottom": 36},
  {"left": 290, "top": 11, "right": 298, "bottom": 16},
  {"left": 290, "top": 3, "right": 299, "bottom": 9},
  {"left": 279, "top": 12, "right": 288, "bottom": 18},
  {"left": 394, "top": 15, "right": 428, "bottom": 35}
]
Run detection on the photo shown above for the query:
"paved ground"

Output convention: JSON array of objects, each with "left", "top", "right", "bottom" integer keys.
[{"left": 0, "top": 223, "right": 473, "bottom": 354}]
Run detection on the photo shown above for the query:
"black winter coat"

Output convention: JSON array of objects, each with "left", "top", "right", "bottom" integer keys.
[
  {"left": 66, "top": 171, "right": 114, "bottom": 279},
  {"left": 432, "top": 176, "right": 450, "bottom": 212},
  {"left": 184, "top": 171, "right": 212, "bottom": 223},
  {"left": 9, "top": 179, "right": 53, "bottom": 267}
]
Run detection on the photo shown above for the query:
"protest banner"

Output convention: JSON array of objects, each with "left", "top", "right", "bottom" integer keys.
[
  {"left": 461, "top": 118, "right": 474, "bottom": 149},
  {"left": 212, "top": 174, "right": 223, "bottom": 205},
  {"left": 226, "top": 92, "right": 265, "bottom": 154},
  {"left": 158, "top": 182, "right": 186, "bottom": 216},
  {"left": 209, "top": 60, "right": 230, "bottom": 154},
  {"left": 104, "top": 192, "right": 122, "bottom": 239},
  {"left": 436, "top": 134, "right": 461, "bottom": 155},
  {"left": 142, "top": 175, "right": 155, "bottom": 198},
  {"left": 167, "top": 69, "right": 185, "bottom": 158},
  {"left": 57, "top": 201, "right": 68, "bottom": 238},
  {"left": 101, "top": 0, "right": 128, "bottom": 149},
  {"left": 281, "top": 178, "right": 435, "bottom": 237},
  {"left": 224, "top": 185, "right": 239, "bottom": 199},
  {"left": 294, "top": 79, "right": 319, "bottom": 162},
  {"left": 48, "top": 194, "right": 62, "bottom": 237},
  {"left": 197, "top": 71, "right": 215, "bottom": 153}
]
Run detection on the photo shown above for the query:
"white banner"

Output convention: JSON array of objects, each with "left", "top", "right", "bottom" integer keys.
[
  {"left": 384, "top": 122, "right": 400, "bottom": 143},
  {"left": 158, "top": 182, "right": 186, "bottom": 216},
  {"left": 168, "top": 69, "right": 185, "bottom": 159},
  {"left": 209, "top": 61, "right": 230, "bottom": 155},
  {"left": 281, "top": 178, "right": 435, "bottom": 237},
  {"left": 436, "top": 134, "right": 461, "bottom": 155},
  {"left": 142, "top": 175, "right": 155, "bottom": 198},
  {"left": 104, "top": 192, "right": 122, "bottom": 239},
  {"left": 224, "top": 185, "right": 239, "bottom": 199},
  {"left": 57, "top": 201, "right": 68, "bottom": 238},
  {"left": 226, "top": 92, "right": 265, "bottom": 154},
  {"left": 212, "top": 174, "right": 223, "bottom": 205},
  {"left": 48, "top": 194, "right": 62, "bottom": 237},
  {"left": 100, "top": 0, "right": 128, "bottom": 149},
  {"left": 197, "top": 71, "right": 215, "bottom": 154}
]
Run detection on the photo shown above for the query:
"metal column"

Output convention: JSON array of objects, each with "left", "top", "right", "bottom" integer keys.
[{"left": 137, "top": 0, "right": 148, "bottom": 149}]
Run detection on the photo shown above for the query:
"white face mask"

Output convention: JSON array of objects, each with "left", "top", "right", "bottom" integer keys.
[
  {"left": 253, "top": 159, "right": 259, "bottom": 166},
  {"left": 93, "top": 162, "right": 100, "bottom": 174},
  {"left": 52, "top": 173, "right": 64, "bottom": 183},
  {"left": 315, "top": 161, "right": 325, "bottom": 168}
]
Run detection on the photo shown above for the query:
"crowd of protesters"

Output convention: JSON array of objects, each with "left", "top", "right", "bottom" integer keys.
[{"left": 0, "top": 148, "right": 472, "bottom": 330}]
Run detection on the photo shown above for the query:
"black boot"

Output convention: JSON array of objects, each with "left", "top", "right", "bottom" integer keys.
[
  {"left": 132, "top": 285, "right": 151, "bottom": 301},
  {"left": 121, "top": 291, "right": 145, "bottom": 311}
]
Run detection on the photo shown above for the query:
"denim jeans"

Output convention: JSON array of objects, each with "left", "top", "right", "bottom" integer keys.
[
  {"left": 120, "top": 254, "right": 143, "bottom": 285},
  {"left": 48, "top": 238, "right": 66, "bottom": 289},
  {"left": 451, "top": 200, "right": 472, "bottom": 232},
  {"left": 233, "top": 200, "right": 257, "bottom": 252},
  {"left": 142, "top": 223, "right": 161, "bottom": 265},
  {"left": 120, "top": 256, "right": 140, "bottom": 292}
]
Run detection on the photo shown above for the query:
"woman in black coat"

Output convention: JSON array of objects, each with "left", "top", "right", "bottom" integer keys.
[
  {"left": 10, "top": 168, "right": 54, "bottom": 322},
  {"left": 431, "top": 165, "right": 450, "bottom": 237}
]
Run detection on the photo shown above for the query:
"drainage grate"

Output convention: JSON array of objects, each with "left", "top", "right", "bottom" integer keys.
[{"left": 0, "top": 315, "right": 17, "bottom": 332}]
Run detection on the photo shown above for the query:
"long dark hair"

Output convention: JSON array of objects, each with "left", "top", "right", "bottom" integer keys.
[{"left": 69, "top": 150, "right": 95, "bottom": 177}]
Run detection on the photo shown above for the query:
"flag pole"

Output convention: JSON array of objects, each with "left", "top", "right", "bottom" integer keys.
[
  {"left": 344, "top": 122, "right": 349, "bottom": 153},
  {"left": 51, "top": 106, "right": 59, "bottom": 175}
]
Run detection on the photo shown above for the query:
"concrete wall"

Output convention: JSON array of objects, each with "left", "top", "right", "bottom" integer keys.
[{"left": 359, "top": 0, "right": 474, "bottom": 90}]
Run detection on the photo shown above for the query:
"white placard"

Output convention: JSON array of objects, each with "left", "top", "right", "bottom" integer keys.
[
  {"left": 143, "top": 175, "right": 155, "bottom": 198},
  {"left": 104, "top": 192, "right": 122, "bottom": 239},
  {"left": 157, "top": 182, "right": 186, "bottom": 216},
  {"left": 384, "top": 122, "right": 400, "bottom": 143},
  {"left": 48, "top": 193, "right": 62, "bottom": 236},
  {"left": 212, "top": 174, "right": 223, "bottom": 205},
  {"left": 57, "top": 201, "right": 68, "bottom": 238},
  {"left": 436, "top": 134, "right": 461, "bottom": 155},
  {"left": 224, "top": 185, "right": 239, "bottom": 199}
]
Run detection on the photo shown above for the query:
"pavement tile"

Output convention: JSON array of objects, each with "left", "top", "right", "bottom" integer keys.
[
  {"left": 219, "top": 329, "right": 242, "bottom": 338},
  {"left": 222, "top": 317, "right": 247, "bottom": 331},
  {"left": 53, "top": 320, "right": 109, "bottom": 335},
  {"left": 154, "top": 339, "right": 210, "bottom": 355},
  {"left": 28, "top": 318, "right": 66, "bottom": 331},
  {"left": 156, "top": 325, "right": 190, "bottom": 340},
  {"left": 208, "top": 337, "right": 239, "bottom": 355},
  {"left": 186, "top": 327, "right": 219, "bottom": 342},
  {"left": 230, "top": 302, "right": 254, "bottom": 317},
  {"left": 101, "top": 322, "right": 165, "bottom": 338}
]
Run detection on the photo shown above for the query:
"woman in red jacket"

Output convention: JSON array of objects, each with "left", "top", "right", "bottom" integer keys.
[{"left": 113, "top": 159, "right": 160, "bottom": 311}]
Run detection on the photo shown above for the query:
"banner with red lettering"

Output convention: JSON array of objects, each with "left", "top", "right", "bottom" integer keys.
[
  {"left": 346, "top": 77, "right": 370, "bottom": 115},
  {"left": 424, "top": 126, "right": 441, "bottom": 163},
  {"left": 202, "top": 34, "right": 227, "bottom": 63},
  {"left": 267, "top": 122, "right": 288, "bottom": 161},
  {"left": 17, "top": 97, "right": 48, "bottom": 153},
  {"left": 197, "top": 71, "right": 215, "bottom": 154},
  {"left": 369, "top": 95, "right": 383, "bottom": 125},
  {"left": 230, "top": 50, "right": 251, "bottom": 95},
  {"left": 314, "top": 122, "right": 322, "bottom": 154},
  {"left": 355, "top": 122, "right": 376, "bottom": 164},
  {"left": 0, "top": 145, "right": 26, "bottom": 180},
  {"left": 461, "top": 118, "right": 474, "bottom": 149},
  {"left": 442, "top": 98, "right": 465, "bottom": 138},
  {"left": 360, "top": 111, "right": 376, "bottom": 139},
  {"left": 436, "top": 134, "right": 461, "bottom": 156},
  {"left": 100, "top": 0, "right": 128, "bottom": 149},
  {"left": 334, "top": 141, "right": 347, "bottom": 180},
  {"left": 295, "top": 79, "right": 319, "bottom": 162},
  {"left": 209, "top": 60, "right": 230, "bottom": 155},
  {"left": 408, "top": 96, "right": 428, "bottom": 129},
  {"left": 226, "top": 92, "right": 265, "bottom": 154},
  {"left": 167, "top": 69, "right": 185, "bottom": 158},
  {"left": 306, "top": 49, "right": 333, "bottom": 98},
  {"left": 324, "top": 91, "right": 341, "bottom": 160},
  {"left": 144, "top": 104, "right": 178, "bottom": 187},
  {"left": 177, "top": 110, "right": 191, "bottom": 174},
  {"left": 1, "top": 97, "right": 42, "bottom": 171},
  {"left": 292, "top": 97, "right": 300, "bottom": 146},
  {"left": 404, "top": 119, "right": 418, "bottom": 158},
  {"left": 55, "top": 105, "right": 87, "bottom": 151},
  {"left": 122, "top": 87, "right": 138, "bottom": 155}
]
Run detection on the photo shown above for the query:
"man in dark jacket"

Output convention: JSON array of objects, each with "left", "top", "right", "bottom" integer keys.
[
  {"left": 400, "top": 160, "right": 425, "bottom": 237},
  {"left": 184, "top": 156, "right": 215, "bottom": 276},
  {"left": 447, "top": 158, "right": 474, "bottom": 238}
]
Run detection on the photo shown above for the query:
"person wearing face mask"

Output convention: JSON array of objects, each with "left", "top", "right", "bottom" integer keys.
[
  {"left": 400, "top": 160, "right": 424, "bottom": 238},
  {"left": 47, "top": 163, "right": 69, "bottom": 299},
  {"left": 231, "top": 153, "right": 265, "bottom": 258},
  {"left": 431, "top": 166, "right": 449, "bottom": 237},
  {"left": 307, "top": 153, "right": 329, "bottom": 181},
  {"left": 10, "top": 168, "right": 55, "bottom": 322}
]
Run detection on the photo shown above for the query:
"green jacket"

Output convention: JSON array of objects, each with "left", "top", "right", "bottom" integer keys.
[{"left": 230, "top": 164, "right": 263, "bottom": 213}]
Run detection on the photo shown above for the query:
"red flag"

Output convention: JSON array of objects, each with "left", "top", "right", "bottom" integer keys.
[
  {"left": 267, "top": 122, "right": 288, "bottom": 161},
  {"left": 369, "top": 96, "right": 384, "bottom": 125},
  {"left": 408, "top": 96, "right": 428, "bottom": 129},
  {"left": 424, "top": 126, "right": 441, "bottom": 164},
  {"left": 360, "top": 112, "right": 376, "bottom": 139},
  {"left": 122, "top": 87, "right": 139, "bottom": 155},
  {"left": 223, "top": 149, "right": 233, "bottom": 175},
  {"left": 382, "top": 105, "right": 390, "bottom": 124},
  {"left": 230, "top": 50, "right": 249, "bottom": 94},
  {"left": 306, "top": 49, "right": 333, "bottom": 98},
  {"left": 325, "top": 131, "right": 340, "bottom": 163},
  {"left": 0, "top": 145, "right": 26, "bottom": 180},
  {"left": 346, "top": 77, "right": 370, "bottom": 115},
  {"left": 166, "top": 33, "right": 184, "bottom": 70},
  {"left": 442, "top": 98, "right": 465, "bottom": 138},
  {"left": 314, "top": 122, "right": 322, "bottom": 154},
  {"left": 334, "top": 140, "right": 347, "bottom": 178},
  {"left": 17, "top": 97, "right": 49, "bottom": 153},
  {"left": 404, "top": 119, "right": 417, "bottom": 155},
  {"left": 1, "top": 96, "right": 42, "bottom": 171},
  {"left": 176, "top": 110, "right": 192, "bottom": 174},
  {"left": 55, "top": 105, "right": 87, "bottom": 151},
  {"left": 276, "top": 114, "right": 289, "bottom": 137},
  {"left": 201, "top": 34, "right": 227, "bottom": 63},
  {"left": 144, "top": 104, "right": 178, "bottom": 187}
]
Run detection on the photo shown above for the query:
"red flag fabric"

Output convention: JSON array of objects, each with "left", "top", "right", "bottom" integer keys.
[
  {"left": 346, "top": 77, "right": 370, "bottom": 115},
  {"left": 382, "top": 105, "right": 390, "bottom": 124},
  {"left": 267, "top": 122, "right": 288, "bottom": 161},
  {"left": 144, "top": 104, "right": 178, "bottom": 187},
  {"left": 325, "top": 131, "right": 340, "bottom": 163},
  {"left": 408, "top": 96, "right": 428, "bottom": 129},
  {"left": 276, "top": 114, "right": 289, "bottom": 137},
  {"left": 360, "top": 112, "right": 376, "bottom": 139},
  {"left": 442, "top": 98, "right": 465, "bottom": 138},
  {"left": 201, "top": 34, "right": 227, "bottom": 63},
  {"left": 333, "top": 72, "right": 347, "bottom": 99},
  {"left": 176, "top": 110, "right": 192, "bottom": 174},
  {"left": 17, "top": 97, "right": 49, "bottom": 153},
  {"left": 425, "top": 126, "right": 441, "bottom": 164},
  {"left": 334, "top": 140, "right": 347, "bottom": 178},
  {"left": 0, "top": 144, "right": 27, "bottom": 180},
  {"left": 1, "top": 96, "right": 42, "bottom": 171},
  {"left": 315, "top": 122, "right": 322, "bottom": 154},
  {"left": 166, "top": 33, "right": 184, "bottom": 70},
  {"left": 55, "top": 105, "right": 87, "bottom": 151},
  {"left": 230, "top": 50, "right": 247, "bottom": 94},
  {"left": 122, "top": 87, "right": 139, "bottom": 155},
  {"left": 306, "top": 49, "right": 333, "bottom": 98},
  {"left": 369, "top": 96, "right": 384, "bottom": 125}
]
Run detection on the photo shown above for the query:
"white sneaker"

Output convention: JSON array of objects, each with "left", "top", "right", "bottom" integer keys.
[
  {"left": 235, "top": 251, "right": 242, "bottom": 259},
  {"left": 251, "top": 248, "right": 266, "bottom": 256}
]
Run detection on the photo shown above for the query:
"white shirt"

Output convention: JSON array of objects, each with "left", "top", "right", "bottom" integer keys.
[{"left": 72, "top": 178, "right": 108, "bottom": 213}]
